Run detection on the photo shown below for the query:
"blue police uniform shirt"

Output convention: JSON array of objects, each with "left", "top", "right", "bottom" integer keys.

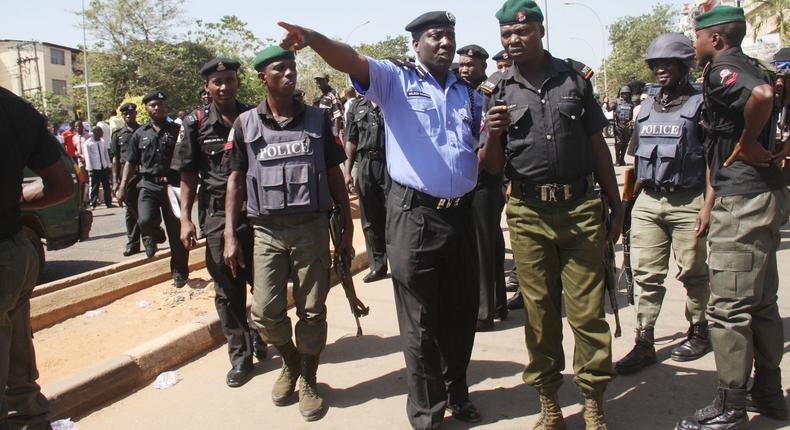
[{"left": 352, "top": 57, "right": 482, "bottom": 198}]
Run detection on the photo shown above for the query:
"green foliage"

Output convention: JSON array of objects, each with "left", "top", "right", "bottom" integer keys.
[
  {"left": 117, "top": 95, "right": 148, "bottom": 124},
  {"left": 79, "top": 0, "right": 185, "bottom": 46},
  {"left": 23, "top": 91, "right": 70, "bottom": 126},
  {"left": 746, "top": 0, "right": 790, "bottom": 45},
  {"left": 603, "top": 4, "right": 675, "bottom": 99}
]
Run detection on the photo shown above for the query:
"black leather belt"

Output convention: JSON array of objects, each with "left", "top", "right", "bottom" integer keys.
[
  {"left": 142, "top": 174, "right": 170, "bottom": 184},
  {"left": 512, "top": 175, "right": 592, "bottom": 203},
  {"left": 390, "top": 181, "right": 471, "bottom": 210},
  {"left": 644, "top": 184, "right": 703, "bottom": 193},
  {"left": 358, "top": 149, "right": 384, "bottom": 161}
]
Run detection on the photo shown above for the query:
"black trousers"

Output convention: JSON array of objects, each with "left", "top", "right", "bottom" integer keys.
[
  {"left": 355, "top": 154, "right": 389, "bottom": 273},
  {"left": 471, "top": 172, "right": 507, "bottom": 323},
  {"left": 89, "top": 168, "right": 112, "bottom": 208},
  {"left": 197, "top": 178, "right": 208, "bottom": 237},
  {"left": 124, "top": 174, "right": 143, "bottom": 249},
  {"left": 204, "top": 201, "right": 258, "bottom": 367},
  {"left": 386, "top": 182, "right": 478, "bottom": 430},
  {"left": 136, "top": 180, "right": 188, "bottom": 277}
]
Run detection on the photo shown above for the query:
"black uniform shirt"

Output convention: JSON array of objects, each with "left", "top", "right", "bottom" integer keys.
[
  {"left": 228, "top": 98, "right": 347, "bottom": 173},
  {"left": 127, "top": 120, "right": 181, "bottom": 178},
  {"left": 703, "top": 47, "right": 785, "bottom": 196},
  {"left": 109, "top": 123, "right": 140, "bottom": 164},
  {"left": 171, "top": 101, "right": 253, "bottom": 200},
  {"left": 0, "top": 87, "right": 63, "bottom": 238},
  {"left": 480, "top": 52, "right": 608, "bottom": 184},
  {"left": 344, "top": 98, "right": 385, "bottom": 153}
]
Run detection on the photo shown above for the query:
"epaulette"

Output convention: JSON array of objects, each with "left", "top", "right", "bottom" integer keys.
[
  {"left": 386, "top": 57, "right": 427, "bottom": 80},
  {"left": 565, "top": 58, "right": 594, "bottom": 81},
  {"left": 478, "top": 71, "right": 503, "bottom": 95}
]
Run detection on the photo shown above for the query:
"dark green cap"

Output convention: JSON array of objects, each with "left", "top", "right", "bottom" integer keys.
[
  {"left": 252, "top": 46, "right": 295, "bottom": 72},
  {"left": 695, "top": 6, "right": 745, "bottom": 31},
  {"left": 496, "top": 0, "right": 544, "bottom": 25}
]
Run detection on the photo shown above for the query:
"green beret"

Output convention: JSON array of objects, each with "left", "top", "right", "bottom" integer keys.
[
  {"left": 695, "top": 6, "right": 745, "bottom": 31},
  {"left": 252, "top": 46, "right": 295, "bottom": 72},
  {"left": 496, "top": 0, "right": 544, "bottom": 25}
]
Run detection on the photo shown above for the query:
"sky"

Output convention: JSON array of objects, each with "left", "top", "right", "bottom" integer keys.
[{"left": 5, "top": 0, "right": 689, "bottom": 72}]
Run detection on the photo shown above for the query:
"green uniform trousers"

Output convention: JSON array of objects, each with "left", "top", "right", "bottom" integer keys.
[
  {"left": 507, "top": 192, "right": 613, "bottom": 396},
  {"left": 707, "top": 187, "right": 790, "bottom": 389},
  {"left": 250, "top": 213, "right": 330, "bottom": 356},
  {"left": 1, "top": 231, "right": 50, "bottom": 430},
  {"left": 630, "top": 188, "right": 709, "bottom": 328}
]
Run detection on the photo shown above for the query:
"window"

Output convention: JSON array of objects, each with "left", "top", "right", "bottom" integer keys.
[
  {"left": 52, "top": 79, "right": 67, "bottom": 95},
  {"left": 50, "top": 48, "right": 65, "bottom": 65}
]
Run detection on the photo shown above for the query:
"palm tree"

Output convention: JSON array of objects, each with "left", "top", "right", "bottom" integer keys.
[{"left": 745, "top": 0, "right": 790, "bottom": 45}]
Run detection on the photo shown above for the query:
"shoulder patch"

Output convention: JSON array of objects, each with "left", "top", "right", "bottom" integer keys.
[
  {"left": 385, "top": 57, "right": 427, "bottom": 79},
  {"left": 565, "top": 58, "right": 594, "bottom": 81},
  {"left": 479, "top": 71, "right": 503, "bottom": 95}
]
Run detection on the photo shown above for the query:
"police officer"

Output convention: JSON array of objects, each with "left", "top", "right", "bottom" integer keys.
[
  {"left": 111, "top": 103, "right": 145, "bottom": 256},
  {"left": 613, "top": 86, "right": 634, "bottom": 166},
  {"left": 492, "top": 49, "right": 513, "bottom": 73},
  {"left": 479, "top": 1, "right": 623, "bottom": 428},
  {"left": 171, "top": 58, "right": 268, "bottom": 387},
  {"left": 677, "top": 7, "right": 790, "bottom": 429},
  {"left": 224, "top": 46, "right": 351, "bottom": 422},
  {"left": 615, "top": 33, "right": 712, "bottom": 376},
  {"left": 118, "top": 91, "right": 189, "bottom": 288},
  {"left": 457, "top": 44, "right": 509, "bottom": 331},
  {"left": 277, "top": 9, "right": 484, "bottom": 428},
  {"left": 343, "top": 95, "right": 389, "bottom": 282},
  {"left": 1, "top": 86, "right": 74, "bottom": 430}
]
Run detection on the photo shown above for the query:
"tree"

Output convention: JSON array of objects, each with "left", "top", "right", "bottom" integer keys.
[
  {"left": 78, "top": 0, "right": 184, "bottom": 50},
  {"left": 746, "top": 0, "right": 790, "bottom": 45},
  {"left": 603, "top": 4, "right": 675, "bottom": 99},
  {"left": 23, "top": 91, "right": 70, "bottom": 126}
]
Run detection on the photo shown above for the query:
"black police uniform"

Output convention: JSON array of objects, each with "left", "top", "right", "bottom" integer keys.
[
  {"left": 126, "top": 103, "right": 189, "bottom": 280},
  {"left": 0, "top": 86, "right": 57, "bottom": 429},
  {"left": 110, "top": 119, "right": 143, "bottom": 254},
  {"left": 171, "top": 100, "right": 262, "bottom": 369},
  {"left": 344, "top": 97, "right": 388, "bottom": 276},
  {"left": 471, "top": 70, "right": 509, "bottom": 330}
]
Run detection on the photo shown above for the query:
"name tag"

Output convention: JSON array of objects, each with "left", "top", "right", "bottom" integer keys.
[
  {"left": 640, "top": 123, "right": 682, "bottom": 138},
  {"left": 203, "top": 137, "right": 224, "bottom": 144},
  {"left": 407, "top": 90, "right": 430, "bottom": 99},
  {"left": 257, "top": 140, "right": 312, "bottom": 161}
]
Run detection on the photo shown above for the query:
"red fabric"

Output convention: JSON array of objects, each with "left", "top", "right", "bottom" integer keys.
[{"left": 61, "top": 130, "right": 76, "bottom": 158}]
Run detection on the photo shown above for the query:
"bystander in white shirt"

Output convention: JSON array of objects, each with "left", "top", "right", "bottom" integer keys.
[{"left": 84, "top": 137, "right": 111, "bottom": 171}]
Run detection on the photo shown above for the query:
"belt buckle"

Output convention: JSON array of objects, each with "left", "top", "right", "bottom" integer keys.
[
  {"left": 437, "top": 198, "right": 447, "bottom": 209},
  {"left": 563, "top": 184, "right": 572, "bottom": 201},
  {"left": 541, "top": 185, "right": 559, "bottom": 202}
]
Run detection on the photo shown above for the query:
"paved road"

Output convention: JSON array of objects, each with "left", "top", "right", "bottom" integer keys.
[
  {"left": 39, "top": 204, "right": 197, "bottom": 284},
  {"left": 75, "top": 217, "right": 790, "bottom": 430}
]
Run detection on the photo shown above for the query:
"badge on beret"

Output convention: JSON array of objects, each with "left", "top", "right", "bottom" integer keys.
[
  {"left": 467, "top": 49, "right": 474, "bottom": 56},
  {"left": 446, "top": 11, "right": 456, "bottom": 23},
  {"left": 158, "top": 92, "right": 164, "bottom": 99},
  {"left": 217, "top": 61, "right": 226, "bottom": 71},
  {"left": 516, "top": 11, "right": 526, "bottom": 22}
]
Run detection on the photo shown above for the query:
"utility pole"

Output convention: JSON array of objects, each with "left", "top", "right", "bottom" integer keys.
[{"left": 82, "top": 0, "right": 92, "bottom": 122}]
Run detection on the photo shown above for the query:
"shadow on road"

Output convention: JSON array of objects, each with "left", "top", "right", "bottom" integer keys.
[{"left": 38, "top": 260, "right": 114, "bottom": 284}]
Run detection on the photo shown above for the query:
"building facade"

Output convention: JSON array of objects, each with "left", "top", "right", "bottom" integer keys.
[{"left": 0, "top": 39, "right": 81, "bottom": 108}]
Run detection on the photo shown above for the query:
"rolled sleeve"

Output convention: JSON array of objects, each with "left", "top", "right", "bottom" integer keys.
[{"left": 171, "top": 116, "right": 199, "bottom": 172}]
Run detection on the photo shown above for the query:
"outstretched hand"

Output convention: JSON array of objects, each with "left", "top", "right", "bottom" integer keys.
[{"left": 277, "top": 21, "right": 312, "bottom": 51}]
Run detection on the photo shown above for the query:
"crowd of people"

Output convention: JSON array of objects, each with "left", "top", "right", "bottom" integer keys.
[{"left": 2, "top": 0, "right": 790, "bottom": 429}]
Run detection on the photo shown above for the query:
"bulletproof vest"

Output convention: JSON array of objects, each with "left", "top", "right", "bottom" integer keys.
[
  {"left": 634, "top": 94, "right": 705, "bottom": 188},
  {"left": 616, "top": 99, "right": 634, "bottom": 122},
  {"left": 238, "top": 106, "right": 332, "bottom": 217}
]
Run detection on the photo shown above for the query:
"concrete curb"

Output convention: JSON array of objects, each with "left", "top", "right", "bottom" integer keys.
[
  {"left": 45, "top": 250, "right": 369, "bottom": 421},
  {"left": 31, "top": 245, "right": 208, "bottom": 331},
  {"left": 33, "top": 240, "right": 207, "bottom": 298}
]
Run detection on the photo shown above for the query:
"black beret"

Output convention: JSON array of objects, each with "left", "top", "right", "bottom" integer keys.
[
  {"left": 119, "top": 103, "right": 137, "bottom": 113},
  {"left": 142, "top": 90, "right": 166, "bottom": 104},
  {"left": 200, "top": 57, "right": 240, "bottom": 77},
  {"left": 456, "top": 44, "right": 489, "bottom": 61},
  {"left": 492, "top": 50, "right": 511, "bottom": 61},
  {"left": 405, "top": 11, "right": 456, "bottom": 35}
]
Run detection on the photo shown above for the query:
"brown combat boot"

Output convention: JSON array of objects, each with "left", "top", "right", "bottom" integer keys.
[
  {"left": 533, "top": 389, "right": 566, "bottom": 430},
  {"left": 583, "top": 393, "right": 608, "bottom": 430},
  {"left": 271, "top": 341, "right": 301, "bottom": 406},
  {"left": 299, "top": 354, "right": 326, "bottom": 421}
]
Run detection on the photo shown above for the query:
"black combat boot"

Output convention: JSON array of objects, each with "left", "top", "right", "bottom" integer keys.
[
  {"left": 746, "top": 367, "right": 788, "bottom": 420},
  {"left": 671, "top": 322, "right": 712, "bottom": 362},
  {"left": 676, "top": 387, "right": 749, "bottom": 430},
  {"left": 614, "top": 327, "right": 656, "bottom": 375}
]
